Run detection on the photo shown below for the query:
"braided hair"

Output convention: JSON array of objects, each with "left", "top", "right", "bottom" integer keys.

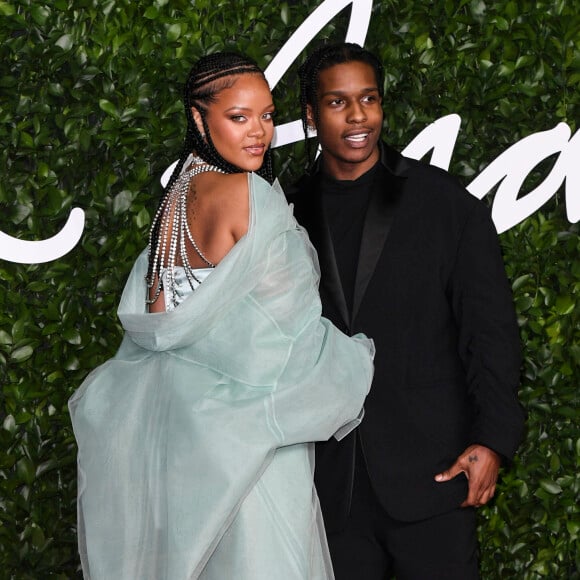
[
  {"left": 298, "top": 43, "right": 384, "bottom": 168},
  {"left": 147, "top": 52, "right": 274, "bottom": 286},
  {"left": 166, "top": 51, "right": 274, "bottom": 192}
]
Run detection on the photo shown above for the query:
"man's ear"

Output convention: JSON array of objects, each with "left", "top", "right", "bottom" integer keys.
[
  {"left": 306, "top": 104, "right": 316, "bottom": 131},
  {"left": 191, "top": 107, "right": 205, "bottom": 137}
]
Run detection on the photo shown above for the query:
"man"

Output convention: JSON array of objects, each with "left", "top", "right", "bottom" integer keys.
[{"left": 288, "top": 43, "right": 525, "bottom": 579}]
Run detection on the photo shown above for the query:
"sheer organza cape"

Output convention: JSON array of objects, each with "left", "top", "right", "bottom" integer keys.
[{"left": 69, "top": 173, "right": 374, "bottom": 579}]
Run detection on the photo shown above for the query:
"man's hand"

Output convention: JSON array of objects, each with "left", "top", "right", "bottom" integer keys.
[{"left": 434, "top": 444, "right": 501, "bottom": 507}]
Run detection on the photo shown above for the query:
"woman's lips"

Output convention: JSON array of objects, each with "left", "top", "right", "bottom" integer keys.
[{"left": 244, "top": 144, "right": 266, "bottom": 155}]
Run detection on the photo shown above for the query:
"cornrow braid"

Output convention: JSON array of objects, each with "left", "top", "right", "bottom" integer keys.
[
  {"left": 164, "top": 53, "right": 273, "bottom": 194},
  {"left": 147, "top": 52, "right": 274, "bottom": 286},
  {"left": 298, "top": 42, "right": 384, "bottom": 169}
]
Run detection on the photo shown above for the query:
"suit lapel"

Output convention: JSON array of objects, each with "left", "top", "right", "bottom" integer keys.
[
  {"left": 351, "top": 150, "right": 409, "bottom": 324},
  {"left": 292, "top": 143, "right": 411, "bottom": 330}
]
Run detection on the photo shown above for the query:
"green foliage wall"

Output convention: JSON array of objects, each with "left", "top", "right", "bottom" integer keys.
[{"left": 0, "top": 0, "right": 578, "bottom": 577}]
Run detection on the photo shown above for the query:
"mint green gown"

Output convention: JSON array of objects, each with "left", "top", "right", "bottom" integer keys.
[{"left": 69, "top": 173, "right": 374, "bottom": 579}]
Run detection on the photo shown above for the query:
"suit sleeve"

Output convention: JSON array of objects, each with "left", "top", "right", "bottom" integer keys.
[{"left": 450, "top": 202, "right": 525, "bottom": 461}]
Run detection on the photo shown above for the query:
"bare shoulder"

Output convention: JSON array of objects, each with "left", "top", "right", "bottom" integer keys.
[
  {"left": 192, "top": 171, "right": 250, "bottom": 240},
  {"left": 197, "top": 172, "right": 249, "bottom": 202}
]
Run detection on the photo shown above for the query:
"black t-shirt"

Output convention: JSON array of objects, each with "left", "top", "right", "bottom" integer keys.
[{"left": 320, "top": 162, "right": 380, "bottom": 312}]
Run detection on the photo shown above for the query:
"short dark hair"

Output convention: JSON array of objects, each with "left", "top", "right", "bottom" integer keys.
[{"left": 298, "top": 42, "right": 384, "bottom": 165}]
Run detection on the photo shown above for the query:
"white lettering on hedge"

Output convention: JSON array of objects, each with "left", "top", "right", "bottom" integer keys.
[
  {"left": 401, "top": 114, "right": 461, "bottom": 170},
  {"left": 265, "top": 0, "right": 372, "bottom": 89},
  {"left": 0, "top": 208, "right": 85, "bottom": 264},
  {"left": 401, "top": 117, "right": 579, "bottom": 233},
  {"left": 2, "top": 0, "right": 577, "bottom": 263},
  {"left": 268, "top": 0, "right": 372, "bottom": 149},
  {"left": 466, "top": 123, "right": 580, "bottom": 232}
]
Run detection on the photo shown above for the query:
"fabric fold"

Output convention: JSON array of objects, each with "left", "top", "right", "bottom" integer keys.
[{"left": 69, "top": 173, "right": 374, "bottom": 580}]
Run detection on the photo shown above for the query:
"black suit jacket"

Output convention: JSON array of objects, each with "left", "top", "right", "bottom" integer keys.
[{"left": 288, "top": 142, "right": 525, "bottom": 528}]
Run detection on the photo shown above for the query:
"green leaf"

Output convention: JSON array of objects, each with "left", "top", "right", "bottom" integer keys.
[
  {"left": 167, "top": 23, "right": 181, "bottom": 42},
  {"left": 135, "top": 207, "right": 151, "bottom": 229},
  {"left": 539, "top": 479, "right": 563, "bottom": 494},
  {"left": 99, "top": 99, "right": 120, "bottom": 119},
  {"left": 144, "top": 6, "right": 158, "bottom": 18},
  {"left": 554, "top": 295, "right": 575, "bottom": 315},
  {"left": 567, "top": 519, "right": 580, "bottom": 537},
  {"left": 113, "top": 190, "right": 134, "bottom": 215},
  {"left": 30, "top": 523, "right": 46, "bottom": 549},
  {"left": 512, "top": 274, "right": 532, "bottom": 291},
  {"left": 0, "top": 329, "right": 12, "bottom": 345},
  {"left": 492, "top": 16, "right": 510, "bottom": 31},
  {"left": 0, "top": 2, "right": 16, "bottom": 16},
  {"left": 62, "top": 328, "right": 82, "bottom": 345},
  {"left": 16, "top": 457, "right": 36, "bottom": 485},
  {"left": 31, "top": 5, "right": 50, "bottom": 26},
  {"left": 11, "top": 345, "right": 34, "bottom": 362},
  {"left": 281, "top": 3, "right": 289, "bottom": 25},
  {"left": 515, "top": 295, "right": 533, "bottom": 312},
  {"left": 55, "top": 34, "right": 73, "bottom": 51},
  {"left": 3, "top": 414, "right": 16, "bottom": 433},
  {"left": 498, "top": 62, "right": 515, "bottom": 76}
]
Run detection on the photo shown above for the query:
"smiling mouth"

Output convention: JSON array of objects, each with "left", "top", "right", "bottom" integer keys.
[
  {"left": 245, "top": 144, "right": 265, "bottom": 155},
  {"left": 344, "top": 132, "right": 370, "bottom": 142}
]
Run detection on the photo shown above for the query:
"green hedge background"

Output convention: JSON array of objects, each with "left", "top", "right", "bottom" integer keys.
[{"left": 0, "top": 0, "right": 578, "bottom": 578}]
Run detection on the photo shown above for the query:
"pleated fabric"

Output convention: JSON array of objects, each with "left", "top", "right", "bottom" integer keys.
[{"left": 69, "top": 173, "right": 374, "bottom": 579}]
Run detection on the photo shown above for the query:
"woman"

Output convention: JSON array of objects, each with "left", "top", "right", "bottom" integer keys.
[{"left": 69, "top": 52, "right": 374, "bottom": 580}]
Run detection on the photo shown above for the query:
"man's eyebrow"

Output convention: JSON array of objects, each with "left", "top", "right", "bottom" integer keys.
[{"left": 319, "top": 87, "right": 380, "bottom": 98}]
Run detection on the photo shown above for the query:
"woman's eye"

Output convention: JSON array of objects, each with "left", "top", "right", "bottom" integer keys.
[
  {"left": 231, "top": 115, "right": 246, "bottom": 122},
  {"left": 262, "top": 111, "right": 275, "bottom": 121}
]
